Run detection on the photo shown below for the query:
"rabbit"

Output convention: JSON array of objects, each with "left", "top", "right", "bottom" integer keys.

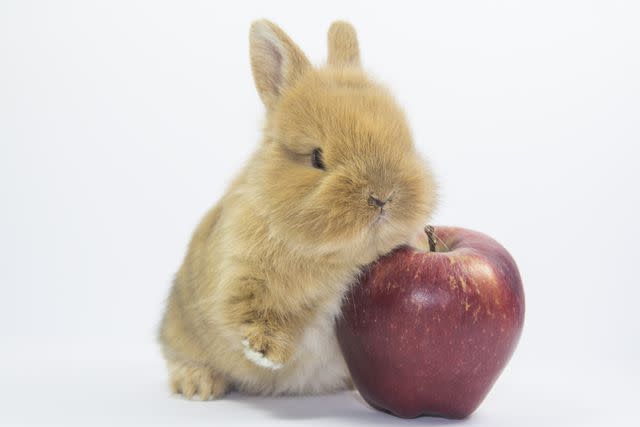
[{"left": 158, "top": 19, "right": 438, "bottom": 400}]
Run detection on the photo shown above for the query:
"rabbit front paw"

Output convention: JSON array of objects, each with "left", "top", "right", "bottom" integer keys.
[
  {"left": 241, "top": 324, "right": 294, "bottom": 370},
  {"left": 167, "top": 359, "right": 229, "bottom": 400},
  {"left": 241, "top": 339, "right": 283, "bottom": 370}
]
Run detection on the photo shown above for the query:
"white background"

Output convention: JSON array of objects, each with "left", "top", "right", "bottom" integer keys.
[{"left": 1, "top": 1, "right": 638, "bottom": 426}]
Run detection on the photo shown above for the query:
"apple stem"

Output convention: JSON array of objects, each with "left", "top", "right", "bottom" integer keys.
[{"left": 425, "top": 225, "right": 437, "bottom": 252}]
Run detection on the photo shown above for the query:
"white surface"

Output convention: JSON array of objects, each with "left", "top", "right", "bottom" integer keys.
[
  {"left": 1, "top": 1, "right": 639, "bottom": 426},
  {"left": 0, "top": 348, "right": 636, "bottom": 426}
]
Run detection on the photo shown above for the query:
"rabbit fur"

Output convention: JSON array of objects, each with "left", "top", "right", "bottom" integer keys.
[{"left": 158, "top": 20, "right": 438, "bottom": 399}]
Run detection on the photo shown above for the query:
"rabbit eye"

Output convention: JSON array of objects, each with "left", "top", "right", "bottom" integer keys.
[{"left": 311, "top": 148, "right": 325, "bottom": 170}]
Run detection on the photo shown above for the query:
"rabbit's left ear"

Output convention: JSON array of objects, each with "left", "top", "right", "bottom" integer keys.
[
  {"left": 250, "top": 20, "right": 311, "bottom": 109},
  {"left": 327, "top": 21, "right": 360, "bottom": 67}
]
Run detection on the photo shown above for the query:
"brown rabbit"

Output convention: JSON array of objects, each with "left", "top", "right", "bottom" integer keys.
[{"left": 158, "top": 20, "right": 437, "bottom": 399}]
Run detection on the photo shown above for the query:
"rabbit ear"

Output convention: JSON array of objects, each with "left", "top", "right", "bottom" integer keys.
[
  {"left": 327, "top": 21, "right": 360, "bottom": 67},
  {"left": 250, "top": 20, "right": 311, "bottom": 109}
]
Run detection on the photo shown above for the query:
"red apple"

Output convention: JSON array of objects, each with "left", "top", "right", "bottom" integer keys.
[{"left": 336, "top": 226, "right": 525, "bottom": 419}]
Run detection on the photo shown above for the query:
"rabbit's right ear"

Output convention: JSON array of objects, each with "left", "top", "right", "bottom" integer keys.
[
  {"left": 327, "top": 21, "right": 360, "bottom": 67},
  {"left": 250, "top": 20, "right": 311, "bottom": 109}
]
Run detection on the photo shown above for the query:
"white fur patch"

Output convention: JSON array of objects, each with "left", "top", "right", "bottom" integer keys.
[
  {"left": 241, "top": 339, "right": 283, "bottom": 370},
  {"left": 270, "top": 295, "right": 350, "bottom": 394}
]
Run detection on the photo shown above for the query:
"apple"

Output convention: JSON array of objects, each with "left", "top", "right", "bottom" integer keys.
[{"left": 336, "top": 226, "right": 525, "bottom": 419}]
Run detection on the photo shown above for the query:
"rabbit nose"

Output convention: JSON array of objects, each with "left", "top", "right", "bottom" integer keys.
[{"left": 368, "top": 195, "right": 387, "bottom": 209}]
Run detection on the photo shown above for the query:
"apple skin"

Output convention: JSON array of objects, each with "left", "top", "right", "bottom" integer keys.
[{"left": 336, "top": 226, "right": 525, "bottom": 419}]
